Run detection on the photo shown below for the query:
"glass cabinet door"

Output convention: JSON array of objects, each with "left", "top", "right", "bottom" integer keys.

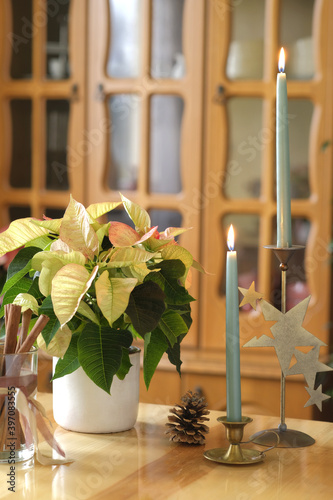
[
  {"left": 201, "top": 0, "right": 333, "bottom": 355},
  {"left": 87, "top": 0, "right": 205, "bottom": 346},
  {"left": 0, "top": 0, "right": 86, "bottom": 226}
]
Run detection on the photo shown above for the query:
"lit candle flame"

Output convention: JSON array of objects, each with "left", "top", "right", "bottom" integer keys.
[
  {"left": 227, "top": 225, "right": 235, "bottom": 251},
  {"left": 278, "top": 47, "right": 285, "bottom": 73}
]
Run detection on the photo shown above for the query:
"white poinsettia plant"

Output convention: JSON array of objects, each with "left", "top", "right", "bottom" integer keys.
[{"left": 0, "top": 195, "right": 201, "bottom": 393}]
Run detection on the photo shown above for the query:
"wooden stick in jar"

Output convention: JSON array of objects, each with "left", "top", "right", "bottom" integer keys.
[
  {"left": 4, "top": 304, "right": 21, "bottom": 354},
  {"left": 17, "top": 314, "right": 50, "bottom": 353},
  {"left": 16, "top": 309, "right": 33, "bottom": 352}
]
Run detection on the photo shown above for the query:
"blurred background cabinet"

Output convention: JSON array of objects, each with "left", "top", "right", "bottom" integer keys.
[{"left": 0, "top": 0, "right": 332, "bottom": 419}]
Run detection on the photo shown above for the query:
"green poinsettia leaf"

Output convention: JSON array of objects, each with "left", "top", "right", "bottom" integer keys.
[
  {"left": 38, "top": 324, "right": 72, "bottom": 358},
  {"left": 13, "top": 293, "right": 39, "bottom": 315},
  {"left": 0, "top": 278, "right": 32, "bottom": 318},
  {"left": 86, "top": 201, "right": 122, "bottom": 221},
  {"left": 59, "top": 195, "right": 99, "bottom": 260},
  {"left": 122, "top": 263, "right": 157, "bottom": 282},
  {"left": 51, "top": 263, "right": 99, "bottom": 327},
  {"left": 158, "top": 310, "right": 189, "bottom": 347},
  {"left": 120, "top": 193, "right": 151, "bottom": 231},
  {"left": 167, "top": 303, "right": 193, "bottom": 327},
  {"left": 2, "top": 247, "right": 41, "bottom": 295},
  {"left": 39, "top": 296, "right": 61, "bottom": 346},
  {"left": 159, "top": 245, "right": 193, "bottom": 273},
  {"left": 149, "top": 259, "right": 185, "bottom": 279},
  {"left": 27, "top": 276, "right": 44, "bottom": 301},
  {"left": 52, "top": 332, "right": 80, "bottom": 379},
  {"left": 143, "top": 329, "right": 168, "bottom": 390},
  {"left": 166, "top": 340, "right": 182, "bottom": 376},
  {"left": 0, "top": 271, "right": 6, "bottom": 299},
  {"left": 116, "top": 348, "right": 132, "bottom": 380},
  {"left": 77, "top": 300, "right": 99, "bottom": 324},
  {"left": 25, "top": 234, "right": 54, "bottom": 250},
  {"left": 95, "top": 271, "right": 137, "bottom": 326},
  {"left": 77, "top": 323, "right": 133, "bottom": 393},
  {"left": 0, "top": 219, "right": 50, "bottom": 257},
  {"left": 145, "top": 266, "right": 195, "bottom": 305},
  {"left": 125, "top": 281, "right": 166, "bottom": 335}
]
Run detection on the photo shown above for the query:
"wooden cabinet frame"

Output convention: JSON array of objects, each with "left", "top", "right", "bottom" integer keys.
[
  {"left": 201, "top": 0, "right": 333, "bottom": 356},
  {"left": 86, "top": 0, "right": 205, "bottom": 345},
  {"left": 0, "top": 0, "right": 87, "bottom": 225}
]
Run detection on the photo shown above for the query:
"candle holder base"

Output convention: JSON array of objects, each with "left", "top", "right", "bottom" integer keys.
[
  {"left": 204, "top": 416, "right": 278, "bottom": 465},
  {"left": 250, "top": 424, "right": 315, "bottom": 448},
  {"left": 204, "top": 446, "right": 264, "bottom": 465}
]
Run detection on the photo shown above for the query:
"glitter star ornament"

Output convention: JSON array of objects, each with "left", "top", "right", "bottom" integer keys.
[
  {"left": 238, "top": 281, "right": 264, "bottom": 309},
  {"left": 240, "top": 283, "right": 331, "bottom": 411}
]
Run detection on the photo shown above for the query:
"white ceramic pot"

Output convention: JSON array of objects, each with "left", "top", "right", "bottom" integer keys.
[{"left": 52, "top": 347, "right": 140, "bottom": 433}]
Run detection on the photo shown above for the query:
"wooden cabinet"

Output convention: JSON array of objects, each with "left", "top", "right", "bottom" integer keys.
[
  {"left": 199, "top": 0, "right": 333, "bottom": 418},
  {"left": 0, "top": 0, "right": 332, "bottom": 419},
  {"left": 0, "top": 0, "right": 87, "bottom": 222}
]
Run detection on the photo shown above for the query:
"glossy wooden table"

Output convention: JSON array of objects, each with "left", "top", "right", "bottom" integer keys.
[{"left": 0, "top": 393, "right": 332, "bottom": 499}]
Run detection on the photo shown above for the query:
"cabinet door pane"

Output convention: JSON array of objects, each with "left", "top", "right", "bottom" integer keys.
[
  {"left": 46, "top": 0, "right": 70, "bottom": 80},
  {"left": 107, "top": 0, "right": 142, "bottom": 78},
  {"left": 46, "top": 100, "right": 70, "bottom": 190},
  {"left": 280, "top": 0, "right": 315, "bottom": 80},
  {"left": 149, "top": 95, "right": 183, "bottom": 194},
  {"left": 226, "top": 0, "right": 265, "bottom": 80},
  {"left": 149, "top": 209, "right": 182, "bottom": 231},
  {"left": 9, "top": 206, "right": 31, "bottom": 220},
  {"left": 289, "top": 99, "right": 312, "bottom": 199},
  {"left": 107, "top": 208, "right": 135, "bottom": 227},
  {"left": 10, "top": 0, "right": 33, "bottom": 79},
  {"left": 224, "top": 98, "right": 263, "bottom": 199},
  {"left": 44, "top": 208, "right": 65, "bottom": 219},
  {"left": 151, "top": 0, "right": 185, "bottom": 79},
  {"left": 108, "top": 94, "right": 141, "bottom": 191},
  {"left": 10, "top": 99, "right": 32, "bottom": 188}
]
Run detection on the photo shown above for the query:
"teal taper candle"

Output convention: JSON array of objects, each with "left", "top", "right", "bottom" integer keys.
[
  {"left": 226, "top": 225, "right": 242, "bottom": 422},
  {"left": 276, "top": 48, "right": 292, "bottom": 248}
]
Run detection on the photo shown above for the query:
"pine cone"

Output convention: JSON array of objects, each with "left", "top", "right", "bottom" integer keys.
[{"left": 165, "top": 390, "right": 210, "bottom": 445}]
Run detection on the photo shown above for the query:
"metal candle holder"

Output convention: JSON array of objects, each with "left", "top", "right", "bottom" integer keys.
[
  {"left": 249, "top": 245, "right": 315, "bottom": 448},
  {"left": 204, "top": 416, "right": 278, "bottom": 465}
]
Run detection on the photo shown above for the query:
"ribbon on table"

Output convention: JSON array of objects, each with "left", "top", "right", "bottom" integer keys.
[{"left": 0, "top": 375, "right": 73, "bottom": 465}]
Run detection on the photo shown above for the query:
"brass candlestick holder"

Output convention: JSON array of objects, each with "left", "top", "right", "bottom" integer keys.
[
  {"left": 204, "top": 416, "right": 278, "bottom": 465},
  {"left": 249, "top": 245, "right": 315, "bottom": 448}
]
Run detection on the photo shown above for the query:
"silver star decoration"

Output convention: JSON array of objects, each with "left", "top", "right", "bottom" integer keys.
[
  {"left": 244, "top": 297, "right": 325, "bottom": 374},
  {"left": 243, "top": 287, "right": 331, "bottom": 411},
  {"left": 239, "top": 281, "right": 264, "bottom": 310},
  {"left": 287, "top": 346, "right": 333, "bottom": 388},
  {"left": 304, "top": 385, "right": 331, "bottom": 411}
]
